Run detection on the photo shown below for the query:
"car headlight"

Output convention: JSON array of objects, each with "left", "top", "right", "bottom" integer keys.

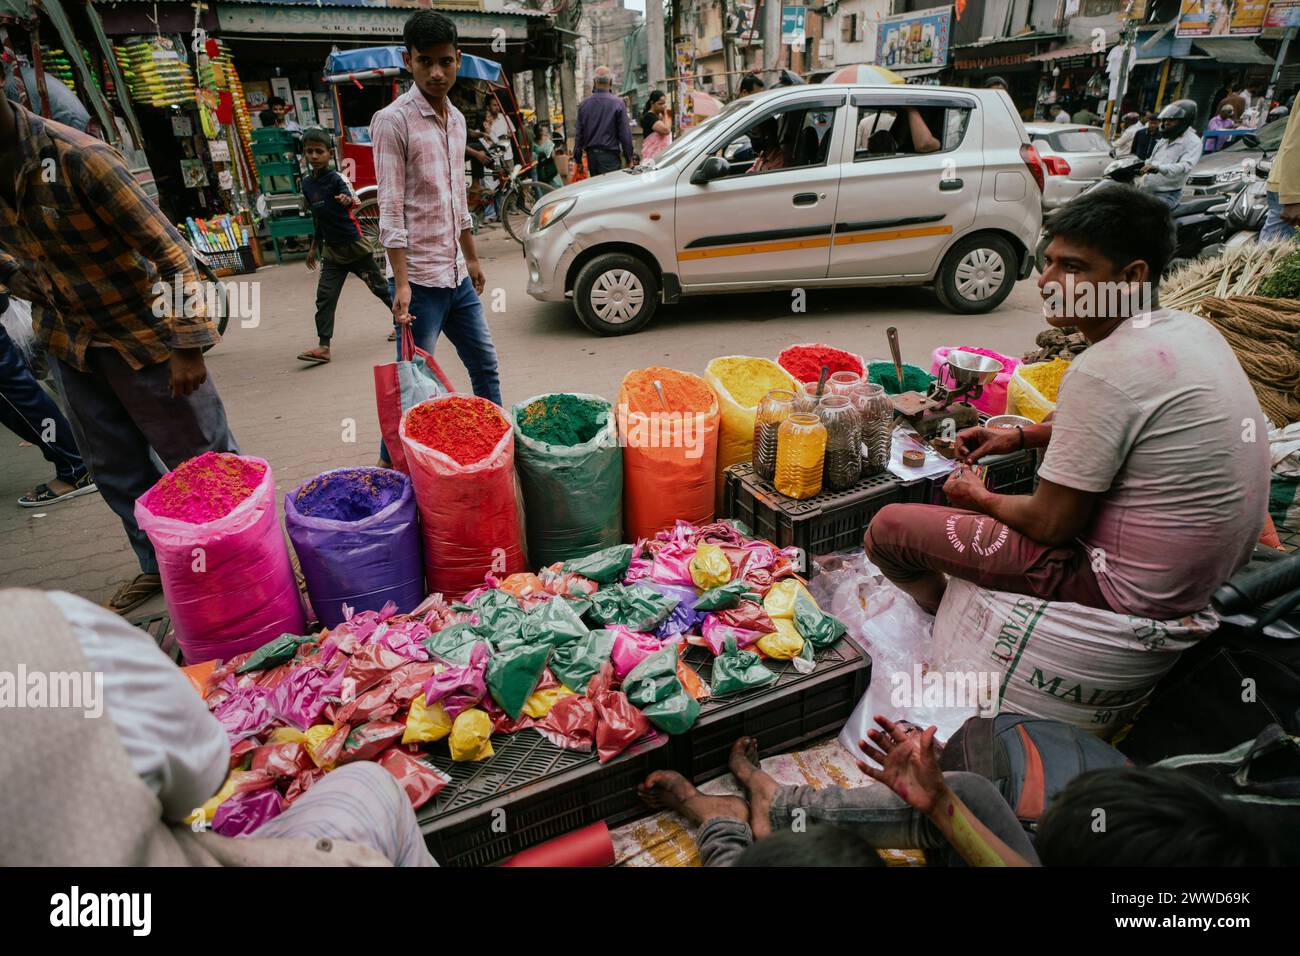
[
  {"left": 533, "top": 198, "right": 576, "bottom": 232},
  {"left": 1215, "top": 168, "right": 1245, "bottom": 184}
]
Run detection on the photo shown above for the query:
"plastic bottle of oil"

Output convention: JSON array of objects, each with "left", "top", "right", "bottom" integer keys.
[{"left": 775, "top": 413, "right": 826, "bottom": 499}]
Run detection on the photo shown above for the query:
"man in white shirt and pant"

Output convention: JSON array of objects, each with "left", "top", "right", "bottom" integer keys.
[{"left": 1140, "top": 99, "right": 1203, "bottom": 208}]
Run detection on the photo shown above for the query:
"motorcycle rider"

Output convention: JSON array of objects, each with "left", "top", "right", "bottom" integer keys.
[{"left": 1141, "top": 100, "right": 1203, "bottom": 209}]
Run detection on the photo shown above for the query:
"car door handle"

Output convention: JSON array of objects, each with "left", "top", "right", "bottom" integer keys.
[
  {"left": 939, "top": 178, "right": 964, "bottom": 191},
  {"left": 793, "top": 192, "right": 818, "bottom": 206}
]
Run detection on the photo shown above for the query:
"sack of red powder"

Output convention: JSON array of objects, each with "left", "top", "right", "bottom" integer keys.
[
  {"left": 776, "top": 343, "right": 867, "bottom": 384},
  {"left": 399, "top": 396, "right": 527, "bottom": 597},
  {"left": 135, "top": 453, "right": 306, "bottom": 663},
  {"left": 284, "top": 467, "right": 425, "bottom": 629}
]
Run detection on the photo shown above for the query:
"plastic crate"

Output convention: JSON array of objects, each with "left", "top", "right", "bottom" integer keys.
[
  {"left": 132, "top": 612, "right": 183, "bottom": 664},
  {"left": 670, "top": 638, "right": 871, "bottom": 783},
  {"left": 723, "top": 461, "right": 922, "bottom": 558},
  {"left": 416, "top": 729, "right": 671, "bottom": 867}
]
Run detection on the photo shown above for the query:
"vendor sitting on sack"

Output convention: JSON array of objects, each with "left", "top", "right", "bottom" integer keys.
[{"left": 865, "top": 186, "right": 1269, "bottom": 619}]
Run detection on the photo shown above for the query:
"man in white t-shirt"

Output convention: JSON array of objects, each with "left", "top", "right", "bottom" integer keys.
[{"left": 865, "top": 186, "right": 1269, "bottom": 619}]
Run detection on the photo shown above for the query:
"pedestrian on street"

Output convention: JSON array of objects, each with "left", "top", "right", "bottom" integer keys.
[
  {"left": 639, "top": 90, "right": 672, "bottom": 163},
  {"left": 0, "top": 292, "right": 96, "bottom": 506},
  {"left": 1072, "top": 103, "right": 1100, "bottom": 127},
  {"left": 0, "top": 60, "right": 238, "bottom": 615},
  {"left": 1261, "top": 110, "right": 1299, "bottom": 242},
  {"left": 1204, "top": 104, "right": 1236, "bottom": 153},
  {"left": 1050, "top": 104, "right": 1072, "bottom": 125},
  {"left": 296, "top": 128, "right": 392, "bottom": 366},
  {"left": 573, "top": 65, "right": 634, "bottom": 177},
  {"left": 1141, "top": 99, "right": 1202, "bottom": 208},
  {"left": 738, "top": 73, "right": 765, "bottom": 97},
  {"left": 370, "top": 10, "right": 499, "bottom": 468},
  {"left": 531, "top": 123, "right": 561, "bottom": 188},
  {"left": 1112, "top": 112, "right": 1141, "bottom": 157},
  {"left": 1132, "top": 112, "right": 1159, "bottom": 161}
]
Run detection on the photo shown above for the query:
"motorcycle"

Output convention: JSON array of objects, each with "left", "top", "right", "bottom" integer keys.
[
  {"left": 1035, "top": 155, "right": 1238, "bottom": 273},
  {"left": 1223, "top": 157, "right": 1274, "bottom": 249}
]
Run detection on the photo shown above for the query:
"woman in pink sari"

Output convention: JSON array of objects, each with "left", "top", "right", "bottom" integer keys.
[{"left": 639, "top": 90, "right": 672, "bottom": 162}]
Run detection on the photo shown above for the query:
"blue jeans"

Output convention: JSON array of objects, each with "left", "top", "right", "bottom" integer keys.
[
  {"left": 1149, "top": 188, "right": 1182, "bottom": 209},
  {"left": 0, "top": 323, "right": 86, "bottom": 483},
  {"left": 1261, "top": 191, "right": 1297, "bottom": 243},
  {"left": 378, "top": 276, "right": 501, "bottom": 462}
]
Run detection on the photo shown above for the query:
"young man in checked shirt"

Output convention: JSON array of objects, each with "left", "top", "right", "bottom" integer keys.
[
  {"left": 371, "top": 10, "right": 501, "bottom": 467},
  {"left": 0, "top": 62, "right": 238, "bottom": 615}
]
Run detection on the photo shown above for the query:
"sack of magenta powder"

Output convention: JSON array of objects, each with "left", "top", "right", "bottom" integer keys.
[
  {"left": 400, "top": 395, "right": 527, "bottom": 597},
  {"left": 284, "top": 467, "right": 424, "bottom": 628},
  {"left": 135, "top": 452, "right": 307, "bottom": 663}
]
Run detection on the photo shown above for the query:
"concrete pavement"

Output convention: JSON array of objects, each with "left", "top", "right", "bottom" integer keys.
[{"left": 0, "top": 228, "right": 1050, "bottom": 613}]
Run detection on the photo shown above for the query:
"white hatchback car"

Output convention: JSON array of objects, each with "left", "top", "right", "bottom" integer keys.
[
  {"left": 524, "top": 84, "right": 1044, "bottom": 335},
  {"left": 1024, "top": 122, "right": 1113, "bottom": 210}
]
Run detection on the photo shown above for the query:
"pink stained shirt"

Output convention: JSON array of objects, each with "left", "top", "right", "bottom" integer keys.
[{"left": 370, "top": 86, "right": 474, "bottom": 288}]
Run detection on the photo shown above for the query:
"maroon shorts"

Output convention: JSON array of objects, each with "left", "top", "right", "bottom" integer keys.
[{"left": 863, "top": 503, "right": 1114, "bottom": 611}]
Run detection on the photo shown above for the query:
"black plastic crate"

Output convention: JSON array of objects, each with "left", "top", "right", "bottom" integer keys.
[
  {"left": 723, "top": 461, "right": 912, "bottom": 557},
  {"left": 416, "top": 729, "right": 671, "bottom": 867},
  {"left": 132, "top": 612, "right": 182, "bottom": 664},
  {"left": 670, "top": 638, "right": 871, "bottom": 783}
]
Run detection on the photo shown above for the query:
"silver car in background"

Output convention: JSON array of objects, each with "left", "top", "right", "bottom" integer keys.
[{"left": 1025, "top": 123, "right": 1113, "bottom": 209}]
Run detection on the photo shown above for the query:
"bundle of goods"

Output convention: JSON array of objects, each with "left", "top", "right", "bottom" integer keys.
[
  {"left": 207, "top": 40, "right": 258, "bottom": 187},
  {"left": 512, "top": 393, "right": 623, "bottom": 567},
  {"left": 135, "top": 453, "right": 306, "bottom": 663},
  {"left": 114, "top": 37, "right": 197, "bottom": 108},
  {"left": 400, "top": 395, "right": 527, "bottom": 596},
  {"left": 619, "top": 367, "right": 720, "bottom": 540},
  {"left": 1005, "top": 358, "right": 1069, "bottom": 423},
  {"left": 1161, "top": 240, "right": 1297, "bottom": 311},
  {"left": 38, "top": 47, "right": 77, "bottom": 89},
  {"left": 776, "top": 343, "right": 866, "bottom": 384},
  {"left": 1196, "top": 295, "right": 1300, "bottom": 428},
  {"left": 705, "top": 357, "right": 797, "bottom": 509},
  {"left": 929, "top": 346, "right": 1019, "bottom": 417},
  {"left": 184, "top": 523, "right": 850, "bottom": 832},
  {"left": 867, "top": 360, "right": 932, "bottom": 395},
  {"left": 284, "top": 468, "right": 424, "bottom": 629},
  {"left": 1021, "top": 326, "right": 1088, "bottom": 365}
]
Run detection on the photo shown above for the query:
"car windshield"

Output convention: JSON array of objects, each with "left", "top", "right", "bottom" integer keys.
[
  {"left": 645, "top": 98, "right": 759, "bottom": 168},
  {"left": 1056, "top": 130, "right": 1109, "bottom": 152},
  {"left": 1223, "top": 117, "right": 1288, "bottom": 152}
]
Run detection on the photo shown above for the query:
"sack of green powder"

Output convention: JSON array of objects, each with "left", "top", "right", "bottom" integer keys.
[{"left": 512, "top": 393, "right": 623, "bottom": 568}]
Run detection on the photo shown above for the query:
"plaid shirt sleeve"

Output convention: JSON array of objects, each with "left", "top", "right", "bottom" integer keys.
[
  {"left": 72, "top": 147, "right": 215, "bottom": 352},
  {"left": 372, "top": 110, "right": 409, "bottom": 250}
]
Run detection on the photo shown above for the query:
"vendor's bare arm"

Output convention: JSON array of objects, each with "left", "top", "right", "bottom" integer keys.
[{"left": 975, "top": 477, "right": 1098, "bottom": 548}]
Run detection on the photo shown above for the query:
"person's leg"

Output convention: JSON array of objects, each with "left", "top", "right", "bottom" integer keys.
[
  {"left": 1261, "top": 191, "right": 1298, "bottom": 242},
  {"left": 0, "top": 325, "right": 87, "bottom": 484},
  {"left": 252, "top": 762, "right": 437, "bottom": 866},
  {"left": 638, "top": 769, "right": 753, "bottom": 867},
  {"left": 439, "top": 276, "right": 502, "bottom": 406},
  {"left": 309, "top": 257, "right": 349, "bottom": 352},
  {"left": 349, "top": 254, "right": 394, "bottom": 310},
  {"left": 863, "top": 502, "right": 1110, "bottom": 613}
]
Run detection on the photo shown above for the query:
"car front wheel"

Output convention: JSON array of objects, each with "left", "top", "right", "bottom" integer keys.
[
  {"left": 934, "top": 234, "right": 1017, "bottom": 314},
  {"left": 573, "top": 253, "right": 659, "bottom": 335}
]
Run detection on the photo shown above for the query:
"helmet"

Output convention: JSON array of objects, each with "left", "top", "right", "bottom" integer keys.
[{"left": 1157, "top": 99, "right": 1197, "bottom": 139}]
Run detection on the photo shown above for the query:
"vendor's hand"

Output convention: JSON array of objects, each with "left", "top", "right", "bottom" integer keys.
[
  {"left": 392, "top": 281, "right": 413, "bottom": 325},
  {"left": 943, "top": 463, "right": 989, "bottom": 511},
  {"left": 168, "top": 348, "right": 208, "bottom": 399},
  {"left": 858, "top": 716, "right": 947, "bottom": 816},
  {"left": 954, "top": 425, "right": 1017, "bottom": 462},
  {"left": 467, "top": 258, "right": 486, "bottom": 296},
  {"left": 1283, "top": 202, "right": 1300, "bottom": 226}
]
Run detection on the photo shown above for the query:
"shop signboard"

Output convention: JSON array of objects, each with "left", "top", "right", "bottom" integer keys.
[
  {"left": 1264, "top": 0, "right": 1300, "bottom": 26},
  {"left": 1175, "top": 0, "right": 1269, "bottom": 36},
  {"left": 876, "top": 6, "right": 952, "bottom": 70},
  {"left": 782, "top": 6, "right": 806, "bottom": 46}
]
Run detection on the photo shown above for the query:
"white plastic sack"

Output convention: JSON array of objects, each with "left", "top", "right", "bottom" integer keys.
[{"left": 932, "top": 577, "right": 1218, "bottom": 736}]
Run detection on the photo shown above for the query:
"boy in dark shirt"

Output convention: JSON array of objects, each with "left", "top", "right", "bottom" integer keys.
[{"left": 297, "top": 127, "right": 391, "bottom": 364}]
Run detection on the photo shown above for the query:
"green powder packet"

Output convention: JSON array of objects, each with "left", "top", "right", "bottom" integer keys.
[
  {"left": 793, "top": 593, "right": 847, "bottom": 649},
  {"left": 486, "top": 643, "right": 553, "bottom": 720},
  {"left": 711, "top": 637, "right": 777, "bottom": 697},
  {"left": 424, "top": 622, "right": 486, "bottom": 665},
  {"left": 520, "top": 596, "right": 590, "bottom": 648},
  {"left": 587, "top": 584, "right": 678, "bottom": 632},
  {"left": 550, "top": 629, "right": 616, "bottom": 694},
  {"left": 236, "top": 633, "right": 314, "bottom": 674},
  {"left": 624, "top": 646, "right": 700, "bottom": 734},
  {"left": 692, "top": 580, "right": 760, "bottom": 612},
  {"left": 563, "top": 544, "right": 635, "bottom": 584}
]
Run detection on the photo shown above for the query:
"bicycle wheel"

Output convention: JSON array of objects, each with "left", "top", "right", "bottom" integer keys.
[
  {"left": 354, "top": 197, "right": 385, "bottom": 272},
  {"left": 502, "top": 180, "right": 555, "bottom": 243}
]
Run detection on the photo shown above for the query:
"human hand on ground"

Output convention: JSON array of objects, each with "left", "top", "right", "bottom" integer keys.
[{"left": 858, "top": 716, "right": 947, "bottom": 816}]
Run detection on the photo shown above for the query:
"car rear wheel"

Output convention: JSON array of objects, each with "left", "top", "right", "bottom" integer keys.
[
  {"left": 934, "top": 234, "right": 1017, "bottom": 314},
  {"left": 573, "top": 253, "right": 659, "bottom": 335}
]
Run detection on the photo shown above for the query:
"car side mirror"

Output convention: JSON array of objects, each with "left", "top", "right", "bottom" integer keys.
[
  {"left": 691, "top": 156, "right": 730, "bottom": 184},
  {"left": 1241, "top": 134, "right": 1260, "bottom": 149}
]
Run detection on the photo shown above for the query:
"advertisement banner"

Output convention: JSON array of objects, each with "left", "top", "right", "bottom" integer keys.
[
  {"left": 1264, "top": 0, "right": 1300, "bottom": 26},
  {"left": 876, "top": 6, "right": 952, "bottom": 70},
  {"left": 1175, "top": 0, "right": 1268, "bottom": 36},
  {"left": 782, "top": 6, "right": 806, "bottom": 46}
]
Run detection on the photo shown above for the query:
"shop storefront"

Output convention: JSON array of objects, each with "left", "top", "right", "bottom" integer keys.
[
  {"left": 949, "top": 32, "right": 1065, "bottom": 119},
  {"left": 1030, "top": 41, "right": 1115, "bottom": 121}
]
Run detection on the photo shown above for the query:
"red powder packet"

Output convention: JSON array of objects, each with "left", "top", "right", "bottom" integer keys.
[{"left": 377, "top": 749, "right": 451, "bottom": 810}]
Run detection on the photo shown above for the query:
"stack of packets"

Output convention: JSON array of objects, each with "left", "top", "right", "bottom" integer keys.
[
  {"left": 114, "top": 36, "right": 197, "bottom": 108},
  {"left": 181, "top": 520, "right": 848, "bottom": 838}
]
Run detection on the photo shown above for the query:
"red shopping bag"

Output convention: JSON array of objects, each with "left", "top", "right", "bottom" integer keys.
[{"left": 374, "top": 325, "right": 455, "bottom": 474}]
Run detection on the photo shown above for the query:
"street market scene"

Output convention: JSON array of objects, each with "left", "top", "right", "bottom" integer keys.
[{"left": 2, "top": 0, "right": 1300, "bottom": 900}]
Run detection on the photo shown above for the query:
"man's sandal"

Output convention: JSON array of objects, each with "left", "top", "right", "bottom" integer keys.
[
  {"left": 105, "top": 573, "right": 163, "bottom": 616},
  {"left": 18, "top": 472, "right": 98, "bottom": 508},
  {"left": 297, "top": 347, "right": 331, "bottom": 365}
]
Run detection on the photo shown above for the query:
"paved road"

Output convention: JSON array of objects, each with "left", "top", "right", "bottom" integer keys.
[{"left": 1, "top": 229, "right": 1049, "bottom": 613}]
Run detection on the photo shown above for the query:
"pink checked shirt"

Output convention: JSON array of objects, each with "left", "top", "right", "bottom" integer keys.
[{"left": 371, "top": 86, "right": 473, "bottom": 288}]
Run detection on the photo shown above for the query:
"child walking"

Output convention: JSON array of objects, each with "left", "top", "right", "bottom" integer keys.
[{"left": 297, "top": 127, "right": 392, "bottom": 365}]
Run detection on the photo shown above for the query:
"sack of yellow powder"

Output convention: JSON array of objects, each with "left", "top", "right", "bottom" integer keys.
[
  {"left": 1006, "top": 359, "right": 1069, "bottom": 423},
  {"left": 449, "top": 708, "right": 495, "bottom": 761},
  {"left": 705, "top": 356, "right": 798, "bottom": 510}
]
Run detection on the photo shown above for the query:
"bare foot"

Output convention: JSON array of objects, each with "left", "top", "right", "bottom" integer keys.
[
  {"left": 637, "top": 770, "right": 749, "bottom": 828},
  {"left": 729, "top": 737, "right": 779, "bottom": 838}
]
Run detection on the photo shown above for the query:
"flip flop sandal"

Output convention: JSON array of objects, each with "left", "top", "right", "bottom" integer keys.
[
  {"left": 387, "top": 330, "right": 397, "bottom": 342},
  {"left": 18, "top": 474, "right": 98, "bottom": 508},
  {"left": 297, "top": 349, "right": 331, "bottom": 365},
  {"left": 105, "top": 573, "right": 162, "bottom": 616}
]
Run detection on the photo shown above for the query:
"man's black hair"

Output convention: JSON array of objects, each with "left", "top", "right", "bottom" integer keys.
[
  {"left": 258, "top": 107, "right": 278, "bottom": 127},
  {"left": 985, "top": 76, "right": 1008, "bottom": 90},
  {"left": 1042, "top": 186, "right": 1176, "bottom": 281},
  {"left": 734, "top": 823, "right": 885, "bottom": 867},
  {"left": 301, "top": 127, "right": 332, "bottom": 149},
  {"left": 404, "top": 9, "right": 458, "bottom": 52},
  {"left": 1037, "top": 767, "right": 1292, "bottom": 866},
  {"left": 267, "top": 95, "right": 286, "bottom": 109},
  {"left": 739, "top": 74, "right": 765, "bottom": 95}
]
